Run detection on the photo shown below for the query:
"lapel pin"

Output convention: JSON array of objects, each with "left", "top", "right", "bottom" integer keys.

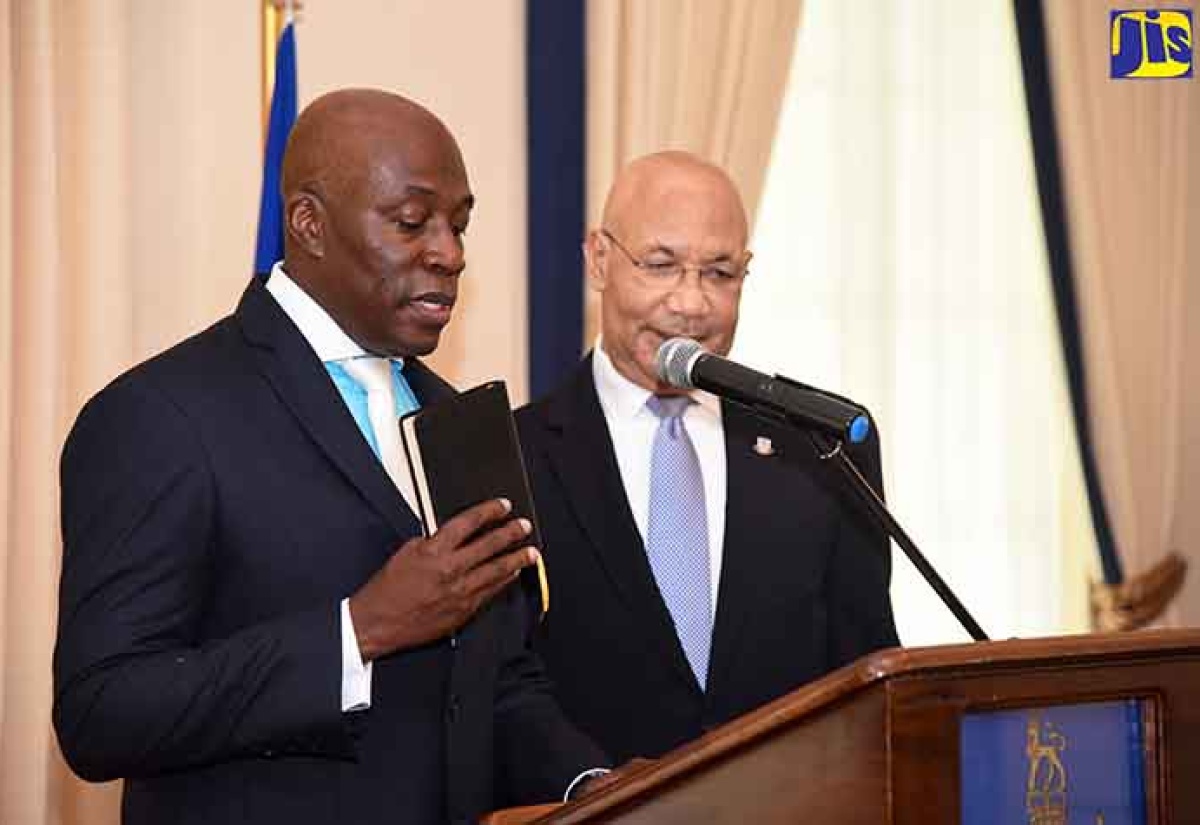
[{"left": 752, "top": 436, "right": 775, "bottom": 457}]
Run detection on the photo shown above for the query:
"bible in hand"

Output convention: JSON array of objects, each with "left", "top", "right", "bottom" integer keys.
[{"left": 399, "top": 380, "right": 549, "bottom": 618}]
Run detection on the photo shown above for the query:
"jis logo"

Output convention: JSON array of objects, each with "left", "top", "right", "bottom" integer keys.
[{"left": 1110, "top": 9, "right": 1193, "bottom": 78}]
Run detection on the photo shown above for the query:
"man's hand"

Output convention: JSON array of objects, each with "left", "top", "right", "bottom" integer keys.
[{"left": 348, "top": 498, "right": 538, "bottom": 661}]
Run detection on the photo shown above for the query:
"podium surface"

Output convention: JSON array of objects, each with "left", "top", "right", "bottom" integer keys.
[{"left": 519, "top": 629, "right": 1200, "bottom": 824}]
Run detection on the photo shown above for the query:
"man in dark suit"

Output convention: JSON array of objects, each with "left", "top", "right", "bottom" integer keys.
[
  {"left": 53, "top": 88, "right": 605, "bottom": 825},
  {"left": 517, "top": 151, "right": 900, "bottom": 763}
]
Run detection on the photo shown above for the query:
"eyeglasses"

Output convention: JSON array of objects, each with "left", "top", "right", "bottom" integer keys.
[{"left": 600, "top": 229, "right": 750, "bottom": 292}]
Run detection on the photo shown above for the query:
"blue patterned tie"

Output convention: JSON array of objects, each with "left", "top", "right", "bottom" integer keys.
[{"left": 645, "top": 394, "right": 712, "bottom": 689}]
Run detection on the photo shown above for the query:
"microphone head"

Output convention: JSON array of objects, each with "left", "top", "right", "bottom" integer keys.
[{"left": 655, "top": 337, "right": 705, "bottom": 389}]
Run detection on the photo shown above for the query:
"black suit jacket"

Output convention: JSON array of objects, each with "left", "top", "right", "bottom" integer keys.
[
  {"left": 516, "top": 355, "right": 899, "bottom": 762},
  {"left": 53, "top": 279, "right": 603, "bottom": 825}
]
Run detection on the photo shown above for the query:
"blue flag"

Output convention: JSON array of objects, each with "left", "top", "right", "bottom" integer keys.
[{"left": 253, "top": 22, "right": 297, "bottom": 277}]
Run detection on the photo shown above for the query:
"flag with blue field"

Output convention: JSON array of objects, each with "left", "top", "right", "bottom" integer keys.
[{"left": 254, "top": 22, "right": 297, "bottom": 277}]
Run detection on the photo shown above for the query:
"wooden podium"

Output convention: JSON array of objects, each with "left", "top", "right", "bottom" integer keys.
[{"left": 487, "top": 629, "right": 1200, "bottom": 824}]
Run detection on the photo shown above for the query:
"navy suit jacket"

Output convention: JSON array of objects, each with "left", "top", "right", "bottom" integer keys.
[
  {"left": 516, "top": 355, "right": 900, "bottom": 762},
  {"left": 53, "top": 279, "right": 603, "bottom": 825}
]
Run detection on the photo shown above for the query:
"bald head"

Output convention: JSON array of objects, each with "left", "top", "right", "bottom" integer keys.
[
  {"left": 601, "top": 151, "right": 748, "bottom": 246},
  {"left": 278, "top": 88, "right": 474, "bottom": 358},
  {"left": 282, "top": 88, "right": 462, "bottom": 215},
  {"left": 587, "top": 151, "right": 751, "bottom": 392}
]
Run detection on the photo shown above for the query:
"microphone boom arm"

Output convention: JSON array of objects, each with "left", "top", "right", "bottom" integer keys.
[{"left": 809, "top": 431, "right": 990, "bottom": 643}]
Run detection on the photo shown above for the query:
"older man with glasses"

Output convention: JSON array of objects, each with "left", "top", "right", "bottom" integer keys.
[{"left": 515, "top": 150, "right": 900, "bottom": 764}]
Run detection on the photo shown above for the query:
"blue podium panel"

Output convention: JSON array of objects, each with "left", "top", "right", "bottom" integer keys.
[{"left": 961, "top": 699, "right": 1150, "bottom": 825}]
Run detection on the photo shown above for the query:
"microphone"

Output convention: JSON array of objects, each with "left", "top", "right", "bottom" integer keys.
[
  {"left": 657, "top": 339, "right": 990, "bottom": 641},
  {"left": 655, "top": 338, "right": 872, "bottom": 445}
]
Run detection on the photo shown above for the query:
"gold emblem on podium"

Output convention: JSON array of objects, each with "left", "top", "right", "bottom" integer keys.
[{"left": 1026, "top": 715, "right": 1068, "bottom": 825}]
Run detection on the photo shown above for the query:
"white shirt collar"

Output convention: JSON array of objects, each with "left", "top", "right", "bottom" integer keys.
[
  {"left": 592, "top": 337, "right": 720, "bottom": 420},
  {"left": 264, "top": 261, "right": 403, "bottom": 366}
]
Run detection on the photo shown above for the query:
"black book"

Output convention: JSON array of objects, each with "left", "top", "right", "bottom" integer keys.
[{"left": 399, "top": 380, "right": 549, "bottom": 617}]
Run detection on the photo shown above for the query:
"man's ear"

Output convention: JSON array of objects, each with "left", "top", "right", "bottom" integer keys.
[
  {"left": 583, "top": 229, "right": 608, "bottom": 293},
  {"left": 286, "top": 191, "right": 325, "bottom": 258}
]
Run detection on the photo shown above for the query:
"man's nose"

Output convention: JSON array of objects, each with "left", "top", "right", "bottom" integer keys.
[
  {"left": 666, "top": 269, "right": 709, "bottom": 315},
  {"left": 423, "top": 222, "right": 465, "bottom": 275}
]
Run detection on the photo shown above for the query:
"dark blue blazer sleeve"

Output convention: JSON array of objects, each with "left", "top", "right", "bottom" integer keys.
[
  {"left": 491, "top": 590, "right": 610, "bottom": 805},
  {"left": 54, "top": 376, "right": 350, "bottom": 782}
]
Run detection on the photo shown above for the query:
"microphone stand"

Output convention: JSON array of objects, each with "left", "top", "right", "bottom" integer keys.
[{"left": 809, "top": 432, "right": 990, "bottom": 643}]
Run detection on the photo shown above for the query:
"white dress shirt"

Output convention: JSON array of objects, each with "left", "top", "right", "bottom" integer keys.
[
  {"left": 265, "top": 263, "right": 376, "bottom": 712},
  {"left": 592, "top": 343, "right": 727, "bottom": 616}
]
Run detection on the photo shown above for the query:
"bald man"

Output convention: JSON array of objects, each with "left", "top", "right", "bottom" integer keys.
[
  {"left": 54, "top": 89, "right": 605, "bottom": 825},
  {"left": 516, "top": 151, "right": 900, "bottom": 762}
]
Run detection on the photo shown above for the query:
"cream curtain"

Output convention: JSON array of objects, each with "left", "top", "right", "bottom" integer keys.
[
  {"left": 1042, "top": 2, "right": 1200, "bottom": 628},
  {"left": 733, "top": 0, "right": 1096, "bottom": 644},
  {"left": 584, "top": 0, "right": 802, "bottom": 340}
]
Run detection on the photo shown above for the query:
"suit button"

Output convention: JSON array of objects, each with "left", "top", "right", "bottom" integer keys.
[{"left": 446, "top": 696, "right": 460, "bottom": 722}]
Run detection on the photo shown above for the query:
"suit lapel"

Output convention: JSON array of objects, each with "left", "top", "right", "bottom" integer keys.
[
  {"left": 400, "top": 357, "right": 455, "bottom": 409},
  {"left": 233, "top": 279, "right": 422, "bottom": 539},
  {"left": 540, "top": 357, "right": 701, "bottom": 694},
  {"left": 706, "top": 401, "right": 787, "bottom": 699}
]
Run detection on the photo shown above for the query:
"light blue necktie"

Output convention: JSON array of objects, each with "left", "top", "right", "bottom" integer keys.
[
  {"left": 325, "top": 358, "right": 420, "bottom": 461},
  {"left": 645, "top": 394, "right": 712, "bottom": 689},
  {"left": 329, "top": 356, "right": 423, "bottom": 513}
]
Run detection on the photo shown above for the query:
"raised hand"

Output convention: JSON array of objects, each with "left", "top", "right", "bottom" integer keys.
[{"left": 348, "top": 498, "right": 538, "bottom": 660}]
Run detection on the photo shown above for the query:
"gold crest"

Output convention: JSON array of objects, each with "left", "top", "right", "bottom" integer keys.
[{"left": 1025, "top": 715, "right": 1068, "bottom": 825}]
